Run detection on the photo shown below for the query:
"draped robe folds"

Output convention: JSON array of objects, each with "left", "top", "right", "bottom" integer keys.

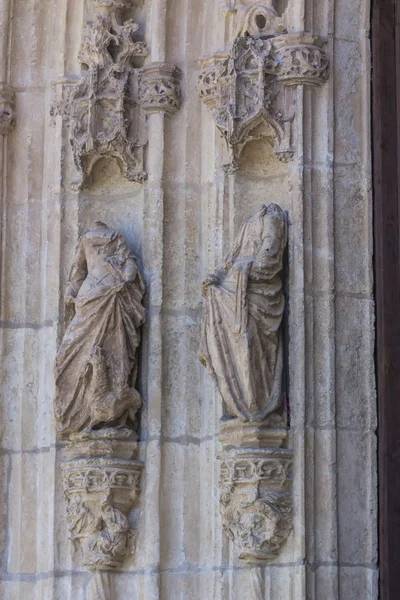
[
  {"left": 55, "top": 224, "right": 146, "bottom": 438},
  {"left": 199, "top": 204, "right": 287, "bottom": 421}
]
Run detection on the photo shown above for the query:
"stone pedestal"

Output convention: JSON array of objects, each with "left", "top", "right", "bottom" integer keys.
[
  {"left": 218, "top": 418, "right": 293, "bottom": 564},
  {"left": 61, "top": 429, "right": 144, "bottom": 572}
]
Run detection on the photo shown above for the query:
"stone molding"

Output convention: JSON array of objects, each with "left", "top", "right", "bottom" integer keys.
[
  {"left": 197, "top": 32, "right": 328, "bottom": 167},
  {"left": 138, "top": 62, "right": 182, "bottom": 114},
  {"left": 218, "top": 421, "right": 293, "bottom": 564},
  {"left": 0, "top": 83, "right": 15, "bottom": 135}
]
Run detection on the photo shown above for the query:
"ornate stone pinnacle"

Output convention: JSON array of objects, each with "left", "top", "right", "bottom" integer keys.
[
  {"left": 197, "top": 32, "right": 329, "bottom": 166},
  {"left": 138, "top": 62, "right": 182, "bottom": 115}
]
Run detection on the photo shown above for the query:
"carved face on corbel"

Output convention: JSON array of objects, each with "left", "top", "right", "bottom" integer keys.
[
  {"left": 218, "top": 452, "right": 293, "bottom": 563},
  {"left": 62, "top": 458, "right": 143, "bottom": 570},
  {"left": 235, "top": 498, "right": 281, "bottom": 549},
  {"left": 221, "top": 491, "right": 292, "bottom": 563}
]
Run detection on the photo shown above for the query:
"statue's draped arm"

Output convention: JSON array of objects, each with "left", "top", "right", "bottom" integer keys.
[{"left": 65, "top": 239, "right": 87, "bottom": 302}]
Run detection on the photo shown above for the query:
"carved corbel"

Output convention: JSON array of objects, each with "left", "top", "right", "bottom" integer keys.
[
  {"left": 138, "top": 62, "right": 182, "bottom": 114},
  {"left": 219, "top": 420, "right": 293, "bottom": 563},
  {"left": 62, "top": 431, "right": 144, "bottom": 570},
  {"left": 55, "top": 223, "right": 146, "bottom": 589},
  {"left": 197, "top": 6, "right": 329, "bottom": 169},
  {"left": 0, "top": 83, "right": 15, "bottom": 135}
]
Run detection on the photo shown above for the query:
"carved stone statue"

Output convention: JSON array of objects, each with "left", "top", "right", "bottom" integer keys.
[
  {"left": 55, "top": 221, "right": 146, "bottom": 438},
  {"left": 199, "top": 204, "right": 287, "bottom": 421}
]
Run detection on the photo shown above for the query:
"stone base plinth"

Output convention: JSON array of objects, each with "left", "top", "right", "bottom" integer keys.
[
  {"left": 66, "top": 427, "right": 139, "bottom": 460},
  {"left": 219, "top": 416, "right": 288, "bottom": 449}
]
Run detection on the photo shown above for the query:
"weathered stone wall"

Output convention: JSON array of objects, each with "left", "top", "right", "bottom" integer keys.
[{"left": 0, "top": 0, "right": 376, "bottom": 599}]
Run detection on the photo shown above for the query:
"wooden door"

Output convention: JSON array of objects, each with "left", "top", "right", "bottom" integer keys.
[{"left": 373, "top": 0, "right": 400, "bottom": 597}]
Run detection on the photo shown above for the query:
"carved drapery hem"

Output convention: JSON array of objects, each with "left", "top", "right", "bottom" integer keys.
[{"left": 0, "top": 83, "right": 16, "bottom": 135}]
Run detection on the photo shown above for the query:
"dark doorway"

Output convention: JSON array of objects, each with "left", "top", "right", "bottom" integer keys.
[{"left": 372, "top": 0, "right": 400, "bottom": 597}]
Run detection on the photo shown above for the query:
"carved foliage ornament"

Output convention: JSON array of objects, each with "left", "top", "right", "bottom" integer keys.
[
  {"left": 62, "top": 456, "right": 143, "bottom": 569},
  {"left": 198, "top": 33, "right": 328, "bottom": 166},
  {"left": 219, "top": 447, "right": 293, "bottom": 563}
]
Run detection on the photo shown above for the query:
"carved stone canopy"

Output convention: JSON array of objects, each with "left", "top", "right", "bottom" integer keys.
[
  {"left": 218, "top": 421, "right": 293, "bottom": 564},
  {"left": 52, "top": 14, "right": 182, "bottom": 189},
  {"left": 198, "top": 33, "right": 328, "bottom": 167},
  {"left": 63, "top": 12, "right": 148, "bottom": 189}
]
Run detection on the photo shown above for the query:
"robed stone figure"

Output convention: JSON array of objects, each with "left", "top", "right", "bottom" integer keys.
[
  {"left": 55, "top": 221, "right": 146, "bottom": 438},
  {"left": 199, "top": 204, "right": 287, "bottom": 421}
]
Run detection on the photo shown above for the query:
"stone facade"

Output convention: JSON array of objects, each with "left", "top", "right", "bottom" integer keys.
[{"left": 0, "top": 1, "right": 376, "bottom": 600}]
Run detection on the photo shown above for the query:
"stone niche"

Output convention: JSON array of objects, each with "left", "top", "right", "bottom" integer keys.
[
  {"left": 51, "top": 2, "right": 181, "bottom": 192},
  {"left": 198, "top": 0, "right": 328, "bottom": 566},
  {"left": 51, "top": 2, "right": 181, "bottom": 595},
  {"left": 199, "top": 193, "right": 292, "bottom": 563}
]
